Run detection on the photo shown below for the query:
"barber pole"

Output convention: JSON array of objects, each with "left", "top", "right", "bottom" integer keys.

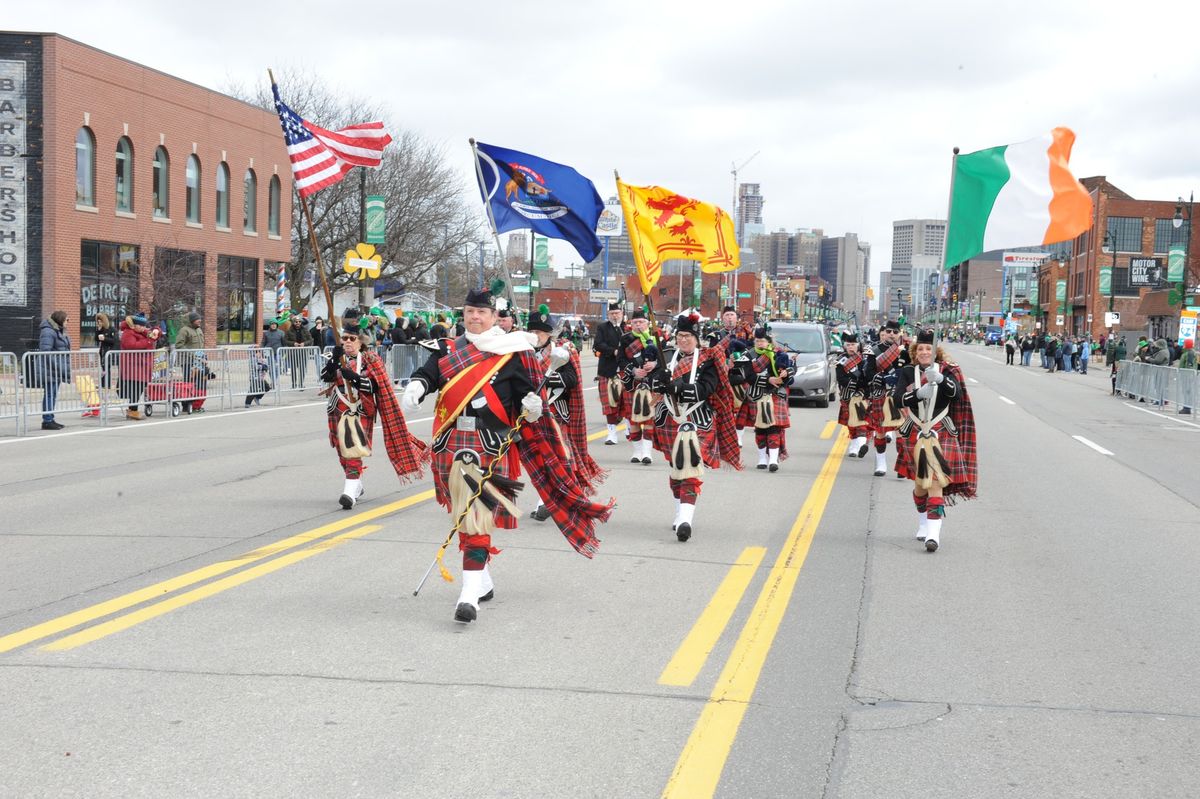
[{"left": 276, "top": 262, "right": 286, "bottom": 317}]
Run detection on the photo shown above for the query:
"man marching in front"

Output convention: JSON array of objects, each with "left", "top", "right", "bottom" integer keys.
[
  {"left": 593, "top": 302, "right": 628, "bottom": 445},
  {"left": 893, "top": 329, "right": 978, "bottom": 552},
  {"left": 403, "top": 288, "right": 611, "bottom": 623}
]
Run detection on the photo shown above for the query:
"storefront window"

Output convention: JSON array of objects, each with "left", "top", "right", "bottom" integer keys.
[
  {"left": 217, "top": 255, "right": 259, "bottom": 344},
  {"left": 152, "top": 247, "right": 205, "bottom": 340},
  {"left": 80, "top": 241, "right": 140, "bottom": 346}
]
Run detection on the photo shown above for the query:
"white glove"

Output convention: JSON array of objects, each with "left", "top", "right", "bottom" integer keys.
[
  {"left": 924, "top": 365, "right": 944, "bottom": 384},
  {"left": 401, "top": 380, "right": 424, "bottom": 411},
  {"left": 916, "top": 382, "right": 936, "bottom": 401},
  {"left": 550, "top": 346, "right": 569, "bottom": 363},
  {"left": 520, "top": 392, "right": 543, "bottom": 422}
]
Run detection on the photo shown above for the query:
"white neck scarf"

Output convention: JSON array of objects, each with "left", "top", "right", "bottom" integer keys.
[{"left": 464, "top": 326, "right": 535, "bottom": 354}]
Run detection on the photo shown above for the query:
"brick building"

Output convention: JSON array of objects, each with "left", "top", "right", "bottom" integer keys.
[
  {"left": 1038, "top": 177, "right": 1197, "bottom": 340},
  {"left": 0, "top": 31, "right": 291, "bottom": 353}
]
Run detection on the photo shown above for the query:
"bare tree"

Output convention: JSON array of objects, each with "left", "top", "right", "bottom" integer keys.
[{"left": 227, "top": 68, "right": 483, "bottom": 311}]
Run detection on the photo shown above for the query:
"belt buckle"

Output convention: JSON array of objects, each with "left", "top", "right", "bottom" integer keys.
[{"left": 456, "top": 415, "right": 477, "bottom": 432}]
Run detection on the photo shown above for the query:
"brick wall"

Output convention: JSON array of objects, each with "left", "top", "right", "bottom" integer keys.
[{"left": 28, "top": 33, "right": 292, "bottom": 350}]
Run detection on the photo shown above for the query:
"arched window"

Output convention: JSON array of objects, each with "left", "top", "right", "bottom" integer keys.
[
  {"left": 268, "top": 175, "right": 281, "bottom": 236},
  {"left": 114, "top": 137, "right": 133, "bottom": 212},
  {"left": 215, "top": 162, "right": 230, "bottom": 228},
  {"left": 185, "top": 154, "right": 201, "bottom": 223},
  {"left": 152, "top": 146, "right": 170, "bottom": 218},
  {"left": 75, "top": 127, "right": 96, "bottom": 207},
  {"left": 243, "top": 168, "right": 257, "bottom": 233}
]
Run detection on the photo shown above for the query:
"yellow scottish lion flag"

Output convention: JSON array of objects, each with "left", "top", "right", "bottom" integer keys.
[{"left": 616, "top": 180, "right": 740, "bottom": 294}]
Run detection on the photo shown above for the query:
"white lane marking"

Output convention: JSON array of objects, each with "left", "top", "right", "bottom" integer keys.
[
  {"left": 1073, "top": 435, "right": 1114, "bottom": 456},
  {"left": 969, "top": 353, "right": 992, "bottom": 361},
  {"left": 999, "top": 396, "right": 1016, "bottom": 405},
  {"left": 1123, "top": 402, "right": 1200, "bottom": 430},
  {"left": 968, "top": 377, "right": 980, "bottom": 384}
]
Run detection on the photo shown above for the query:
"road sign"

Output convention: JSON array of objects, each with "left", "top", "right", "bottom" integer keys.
[
  {"left": 530, "top": 279, "right": 540, "bottom": 288},
  {"left": 737, "top": 292, "right": 751, "bottom": 298},
  {"left": 720, "top": 285, "right": 730, "bottom": 298},
  {"left": 1104, "top": 311, "right": 1120, "bottom": 328},
  {"left": 513, "top": 285, "right": 531, "bottom": 293},
  {"left": 1055, "top": 314, "right": 1064, "bottom": 326},
  {"left": 596, "top": 200, "right": 623, "bottom": 237},
  {"left": 589, "top": 288, "right": 620, "bottom": 304}
]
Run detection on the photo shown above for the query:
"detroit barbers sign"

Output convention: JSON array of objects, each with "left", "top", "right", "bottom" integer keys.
[{"left": 0, "top": 59, "right": 25, "bottom": 307}]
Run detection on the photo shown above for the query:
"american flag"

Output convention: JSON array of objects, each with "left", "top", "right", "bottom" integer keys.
[{"left": 272, "top": 84, "right": 392, "bottom": 198}]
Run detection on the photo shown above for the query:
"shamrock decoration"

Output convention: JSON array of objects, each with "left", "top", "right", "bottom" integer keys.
[{"left": 344, "top": 243, "right": 383, "bottom": 281}]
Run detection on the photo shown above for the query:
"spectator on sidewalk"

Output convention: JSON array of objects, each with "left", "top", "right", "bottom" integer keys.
[
  {"left": 1177, "top": 340, "right": 1198, "bottom": 414},
  {"left": 1020, "top": 334, "right": 1034, "bottom": 366},
  {"left": 119, "top": 314, "right": 157, "bottom": 420},
  {"left": 1107, "top": 335, "right": 1127, "bottom": 395},
  {"left": 96, "top": 312, "right": 119, "bottom": 391},
  {"left": 1079, "top": 335, "right": 1090, "bottom": 374},
  {"left": 1061, "top": 336, "right": 1074, "bottom": 373},
  {"left": 36, "top": 310, "right": 71, "bottom": 430},
  {"left": 174, "top": 311, "right": 208, "bottom": 414},
  {"left": 1004, "top": 335, "right": 1016, "bottom": 365}
]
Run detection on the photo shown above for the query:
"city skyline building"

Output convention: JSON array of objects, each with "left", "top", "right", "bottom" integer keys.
[{"left": 889, "top": 218, "right": 946, "bottom": 318}]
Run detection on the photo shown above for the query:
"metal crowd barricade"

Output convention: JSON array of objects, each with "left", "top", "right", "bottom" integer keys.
[
  {"left": 276, "top": 346, "right": 320, "bottom": 397},
  {"left": 1176, "top": 367, "right": 1200, "bottom": 412},
  {"left": 225, "top": 346, "right": 278, "bottom": 408},
  {"left": 389, "top": 343, "right": 423, "bottom": 386},
  {"left": 19, "top": 349, "right": 103, "bottom": 434},
  {"left": 168, "top": 347, "right": 229, "bottom": 415},
  {"left": 0, "top": 352, "right": 19, "bottom": 436}
]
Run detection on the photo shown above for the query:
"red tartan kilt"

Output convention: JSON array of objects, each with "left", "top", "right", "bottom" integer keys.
[
  {"left": 736, "top": 393, "right": 790, "bottom": 428},
  {"left": 866, "top": 394, "right": 890, "bottom": 429},
  {"left": 432, "top": 427, "right": 519, "bottom": 529},
  {"left": 895, "top": 426, "right": 969, "bottom": 485},
  {"left": 653, "top": 415, "right": 719, "bottom": 469},
  {"left": 598, "top": 376, "right": 631, "bottom": 418},
  {"left": 837, "top": 400, "right": 849, "bottom": 427},
  {"left": 327, "top": 395, "right": 377, "bottom": 451}
]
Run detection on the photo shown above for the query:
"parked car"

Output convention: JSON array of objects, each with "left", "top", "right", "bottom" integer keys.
[
  {"left": 985, "top": 325, "right": 1002, "bottom": 345},
  {"left": 768, "top": 322, "right": 836, "bottom": 408}
]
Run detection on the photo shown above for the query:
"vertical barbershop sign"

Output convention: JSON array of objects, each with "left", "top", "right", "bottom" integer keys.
[{"left": 0, "top": 60, "right": 25, "bottom": 306}]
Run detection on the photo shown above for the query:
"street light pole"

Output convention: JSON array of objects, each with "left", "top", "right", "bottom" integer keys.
[{"left": 1173, "top": 192, "right": 1194, "bottom": 326}]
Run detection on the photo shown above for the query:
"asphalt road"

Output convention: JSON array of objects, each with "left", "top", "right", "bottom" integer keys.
[{"left": 1, "top": 346, "right": 1197, "bottom": 798}]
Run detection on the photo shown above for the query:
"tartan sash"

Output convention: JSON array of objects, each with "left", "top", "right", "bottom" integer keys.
[{"left": 434, "top": 345, "right": 512, "bottom": 439}]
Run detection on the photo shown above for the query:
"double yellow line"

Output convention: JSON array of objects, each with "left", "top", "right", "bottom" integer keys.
[
  {"left": 662, "top": 428, "right": 849, "bottom": 798},
  {"left": 1, "top": 424, "right": 624, "bottom": 654}
]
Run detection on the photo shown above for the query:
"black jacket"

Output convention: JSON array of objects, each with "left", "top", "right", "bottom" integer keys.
[
  {"left": 594, "top": 321, "right": 625, "bottom": 378},
  {"left": 894, "top": 363, "right": 959, "bottom": 419},
  {"left": 411, "top": 337, "right": 537, "bottom": 439}
]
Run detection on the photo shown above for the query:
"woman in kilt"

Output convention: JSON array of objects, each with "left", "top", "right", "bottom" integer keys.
[
  {"left": 320, "top": 309, "right": 428, "bottom": 509},
  {"left": 892, "top": 329, "right": 978, "bottom": 552}
]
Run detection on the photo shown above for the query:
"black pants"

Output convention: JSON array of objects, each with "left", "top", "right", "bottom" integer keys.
[{"left": 1006, "top": 349, "right": 1015, "bottom": 364}]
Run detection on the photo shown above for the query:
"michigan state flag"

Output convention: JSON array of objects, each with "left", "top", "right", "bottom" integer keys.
[{"left": 473, "top": 141, "right": 604, "bottom": 262}]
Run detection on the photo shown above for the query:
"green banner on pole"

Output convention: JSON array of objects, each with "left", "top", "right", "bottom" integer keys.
[
  {"left": 1055, "top": 279, "right": 1066, "bottom": 302},
  {"left": 1168, "top": 244, "right": 1186, "bottom": 283},
  {"left": 1029, "top": 283, "right": 1039, "bottom": 304},
  {"left": 365, "top": 195, "right": 386, "bottom": 245},
  {"left": 533, "top": 236, "right": 550, "bottom": 271},
  {"left": 1098, "top": 267, "right": 1111, "bottom": 295}
]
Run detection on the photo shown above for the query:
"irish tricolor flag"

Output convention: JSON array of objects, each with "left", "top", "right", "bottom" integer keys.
[{"left": 943, "top": 127, "right": 1093, "bottom": 268}]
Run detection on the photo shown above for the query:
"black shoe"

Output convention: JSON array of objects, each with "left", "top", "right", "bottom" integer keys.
[
  {"left": 874, "top": 468, "right": 886, "bottom": 477},
  {"left": 339, "top": 494, "right": 355, "bottom": 510},
  {"left": 769, "top": 464, "right": 779, "bottom": 473},
  {"left": 925, "top": 538, "right": 939, "bottom": 553},
  {"left": 756, "top": 463, "right": 768, "bottom": 470},
  {"left": 529, "top": 506, "right": 551, "bottom": 522},
  {"left": 641, "top": 457, "right": 652, "bottom": 465},
  {"left": 604, "top": 439, "right": 616, "bottom": 446},
  {"left": 631, "top": 456, "right": 641, "bottom": 463},
  {"left": 676, "top": 522, "right": 692, "bottom": 542},
  {"left": 857, "top": 441, "right": 869, "bottom": 458},
  {"left": 454, "top": 602, "right": 477, "bottom": 623},
  {"left": 478, "top": 590, "right": 494, "bottom": 603},
  {"left": 41, "top": 421, "right": 64, "bottom": 430}
]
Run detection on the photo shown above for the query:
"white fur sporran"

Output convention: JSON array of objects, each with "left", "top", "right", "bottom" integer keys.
[
  {"left": 754, "top": 395, "right": 776, "bottom": 430},
  {"left": 669, "top": 422, "right": 705, "bottom": 481},
  {"left": 630, "top": 385, "right": 655, "bottom": 424},
  {"left": 336, "top": 405, "right": 372, "bottom": 459}
]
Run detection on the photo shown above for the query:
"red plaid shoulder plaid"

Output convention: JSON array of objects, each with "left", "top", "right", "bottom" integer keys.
[{"left": 364, "top": 352, "right": 429, "bottom": 481}]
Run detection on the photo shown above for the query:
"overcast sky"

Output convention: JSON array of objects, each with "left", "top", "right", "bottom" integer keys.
[{"left": 11, "top": 0, "right": 1200, "bottom": 292}]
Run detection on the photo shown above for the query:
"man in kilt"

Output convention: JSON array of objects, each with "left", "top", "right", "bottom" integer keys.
[
  {"left": 835, "top": 332, "right": 872, "bottom": 459},
  {"left": 403, "top": 289, "right": 612, "bottom": 623},
  {"left": 708, "top": 306, "right": 754, "bottom": 445},
  {"left": 593, "top": 302, "right": 628, "bottom": 445},
  {"left": 892, "top": 329, "right": 978, "bottom": 552},
  {"left": 649, "top": 313, "right": 743, "bottom": 541},
  {"left": 730, "top": 327, "right": 793, "bottom": 472},
  {"left": 528, "top": 305, "right": 605, "bottom": 522},
  {"left": 619, "top": 308, "right": 663, "bottom": 466},
  {"left": 863, "top": 320, "right": 908, "bottom": 477},
  {"left": 320, "top": 309, "right": 429, "bottom": 509}
]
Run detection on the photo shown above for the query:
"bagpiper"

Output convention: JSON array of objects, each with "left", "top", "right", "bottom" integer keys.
[
  {"left": 650, "top": 312, "right": 743, "bottom": 541},
  {"left": 893, "top": 329, "right": 978, "bottom": 552},
  {"left": 708, "top": 306, "right": 754, "bottom": 445},
  {"left": 528, "top": 305, "right": 605, "bottom": 522},
  {"left": 402, "top": 288, "right": 612, "bottom": 623},
  {"left": 730, "top": 327, "right": 794, "bottom": 472},
  {"left": 320, "top": 309, "right": 428, "bottom": 509},
  {"left": 593, "top": 302, "right": 628, "bottom": 445},
  {"left": 863, "top": 320, "right": 908, "bottom": 477},
  {"left": 835, "top": 331, "right": 872, "bottom": 459},
  {"left": 619, "top": 308, "right": 663, "bottom": 465}
]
